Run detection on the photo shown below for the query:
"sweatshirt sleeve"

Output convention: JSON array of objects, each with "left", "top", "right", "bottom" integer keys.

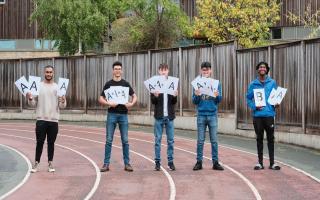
[
  {"left": 214, "top": 83, "right": 222, "bottom": 104},
  {"left": 246, "top": 83, "right": 256, "bottom": 110},
  {"left": 151, "top": 93, "right": 158, "bottom": 104},
  {"left": 171, "top": 95, "right": 177, "bottom": 104},
  {"left": 192, "top": 89, "right": 200, "bottom": 105}
]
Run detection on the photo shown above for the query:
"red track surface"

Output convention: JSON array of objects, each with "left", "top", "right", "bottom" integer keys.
[{"left": 0, "top": 123, "right": 319, "bottom": 200}]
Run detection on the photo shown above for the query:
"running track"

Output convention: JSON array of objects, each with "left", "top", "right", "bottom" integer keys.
[{"left": 0, "top": 122, "right": 319, "bottom": 200}]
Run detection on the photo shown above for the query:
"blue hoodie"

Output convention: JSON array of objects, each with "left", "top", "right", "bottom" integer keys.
[
  {"left": 246, "top": 76, "right": 277, "bottom": 117},
  {"left": 192, "top": 83, "right": 222, "bottom": 116}
]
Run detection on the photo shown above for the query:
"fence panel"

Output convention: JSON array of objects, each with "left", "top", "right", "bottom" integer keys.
[
  {"left": 119, "top": 52, "right": 149, "bottom": 110},
  {"left": 272, "top": 43, "right": 303, "bottom": 127},
  {"left": 213, "top": 42, "right": 235, "bottom": 112},
  {"left": 54, "top": 57, "right": 86, "bottom": 109},
  {"left": 181, "top": 45, "right": 213, "bottom": 112},
  {"left": 0, "top": 60, "right": 21, "bottom": 108},
  {"left": 305, "top": 39, "right": 320, "bottom": 130},
  {"left": 86, "top": 54, "right": 116, "bottom": 110},
  {"left": 236, "top": 48, "right": 269, "bottom": 127}
]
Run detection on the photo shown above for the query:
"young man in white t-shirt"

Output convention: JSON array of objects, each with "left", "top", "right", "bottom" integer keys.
[{"left": 27, "top": 65, "right": 66, "bottom": 173}]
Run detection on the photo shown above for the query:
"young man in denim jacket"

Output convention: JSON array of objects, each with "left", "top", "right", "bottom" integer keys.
[
  {"left": 246, "top": 61, "right": 281, "bottom": 170},
  {"left": 192, "top": 61, "right": 224, "bottom": 171}
]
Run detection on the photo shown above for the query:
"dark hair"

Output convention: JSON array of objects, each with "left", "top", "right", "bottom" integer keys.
[
  {"left": 201, "top": 61, "right": 211, "bottom": 69},
  {"left": 158, "top": 63, "right": 169, "bottom": 70},
  {"left": 112, "top": 61, "right": 122, "bottom": 69},
  {"left": 256, "top": 61, "right": 270, "bottom": 74},
  {"left": 44, "top": 65, "right": 54, "bottom": 70}
]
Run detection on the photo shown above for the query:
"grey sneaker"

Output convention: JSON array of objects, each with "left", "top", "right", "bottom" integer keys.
[
  {"left": 31, "top": 161, "right": 39, "bottom": 173},
  {"left": 124, "top": 164, "right": 133, "bottom": 172},
  {"left": 100, "top": 164, "right": 110, "bottom": 172},
  {"left": 48, "top": 161, "right": 55, "bottom": 172}
]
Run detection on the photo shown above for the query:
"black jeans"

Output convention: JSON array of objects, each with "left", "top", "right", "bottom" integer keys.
[
  {"left": 253, "top": 117, "right": 275, "bottom": 166},
  {"left": 35, "top": 120, "right": 58, "bottom": 162}
]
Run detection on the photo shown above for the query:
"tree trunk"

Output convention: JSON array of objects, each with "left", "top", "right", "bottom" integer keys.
[
  {"left": 77, "top": 36, "right": 82, "bottom": 55},
  {"left": 155, "top": 30, "right": 160, "bottom": 49}
]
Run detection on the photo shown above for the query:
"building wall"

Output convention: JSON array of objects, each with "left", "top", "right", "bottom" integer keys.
[
  {"left": 277, "top": 0, "right": 320, "bottom": 27},
  {"left": 0, "top": 0, "right": 41, "bottom": 39}
]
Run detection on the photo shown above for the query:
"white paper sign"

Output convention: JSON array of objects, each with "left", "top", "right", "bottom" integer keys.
[
  {"left": 191, "top": 77, "right": 219, "bottom": 97},
  {"left": 57, "top": 78, "right": 69, "bottom": 97},
  {"left": 28, "top": 76, "right": 41, "bottom": 96},
  {"left": 268, "top": 87, "right": 287, "bottom": 105},
  {"left": 254, "top": 88, "right": 266, "bottom": 107},
  {"left": 164, "top": 76, "right": 179, "bottom": 96},
  {"left": 104, "top": 86, "right": 129, "bottom": 105},
  {"left": 144, "top": 75, "right": 166, "bottom": 93},
  {"left": 14, "top": 76, "right": 30, "bottom": 96}
]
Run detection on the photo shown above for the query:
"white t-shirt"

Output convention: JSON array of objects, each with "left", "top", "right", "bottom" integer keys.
[{"left": 28, "top": 82, "right": 66, "bottom": 122}]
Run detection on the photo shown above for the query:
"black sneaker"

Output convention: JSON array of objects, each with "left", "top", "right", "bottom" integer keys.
[
  {"left": 193, "top": 161, "right": 202, "bottom": 171},
  {"left": 124, "top": 164, "right": 133, "bottom": 172},
  {"left": 213, "top": 161, "right": 224, "bottom": 170},
  {"left": 168, "top": 162, "right": 175, "bottom": 171},
  {"left": 254, "top": 163, "right": 264, "bottom": 170},
  {"left": 269, "top": 163, "right": 281, "bottom": 170},
  {"left": 100, "top": 164, "right": 109, "bottom": 172},
  {"left": 155, "top": 161, "right": 161, "bottom": 171}
]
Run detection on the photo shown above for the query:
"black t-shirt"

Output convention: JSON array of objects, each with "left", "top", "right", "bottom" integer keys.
[{"left": 100, "top": 79, "right": 135, "bottom": 114}]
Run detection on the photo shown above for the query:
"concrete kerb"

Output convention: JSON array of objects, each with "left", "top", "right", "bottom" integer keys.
[{"left": 0, "top": 112, "right": 319, "bottom": 150}]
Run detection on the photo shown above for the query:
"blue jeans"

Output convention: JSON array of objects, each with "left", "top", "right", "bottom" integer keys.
[
  {"left": 154, "top": 117, "right": 174, "bottom": 163},
  {"left": 196, "top": 115, "right": 219, "bottom": 163},
  {"left": 104, "top": 113, "right": 130, "bottom": 165}
]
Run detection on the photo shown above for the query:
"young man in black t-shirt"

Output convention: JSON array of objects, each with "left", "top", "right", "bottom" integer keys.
[{"left": 98, "top": 61, "right": 137, "bottom": 172}]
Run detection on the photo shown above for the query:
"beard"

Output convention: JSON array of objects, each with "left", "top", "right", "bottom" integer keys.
[{"left": 45, "top": 75, "right": 53, "bottom": 81}]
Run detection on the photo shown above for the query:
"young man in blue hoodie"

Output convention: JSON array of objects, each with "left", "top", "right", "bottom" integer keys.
[
  {"left": 192, "top": 61, "right": 224, "bottom": 171},
  {"left": 246, "top": 61, "right": 281, "bottom": 170}
]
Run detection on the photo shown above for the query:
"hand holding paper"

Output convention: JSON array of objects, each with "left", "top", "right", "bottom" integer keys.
[
  {"left": 253, "top": 88, "right": 266, "bottom": 107},
  {"left": 268, "top": 87, "right": 287, "bottom": 105},
  {"left": 28, "top": 76, "right": 41, "bottom": 96},
  {"left": 14, "top": 76, "right": 30, "bottom": 96},
  {"left": 58, "top": 78, "right": 69, "bottom": 97}
]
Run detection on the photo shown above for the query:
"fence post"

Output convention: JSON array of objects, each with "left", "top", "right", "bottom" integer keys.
[
  {"left": 268, "top": 46, "right": 272, "bottom": 69},
  {"left": 148, "top": 50, "right": 152, "bottom": 116},
  {"left": 233, "top": 40, "right": 238, "bottom": 128},
  {"left": 179, "top": 47, "right": 183, "bottom": 116},
  {"left": 19, "top": 59, "right": 23, "bottom": 112},
  {"left": 301, "top": 41, "right": 306, "bottom": 134},
  {"left": 84, "top": 55, "right": 87, "bottom": 114}
]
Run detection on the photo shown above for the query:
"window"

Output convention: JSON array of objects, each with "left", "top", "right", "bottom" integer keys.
[
  {"left": 271, "top": 28, "right": 282, "bottom": 39},
  {"left": 0, "top": 0, "right": 6, "bottom": 5}
]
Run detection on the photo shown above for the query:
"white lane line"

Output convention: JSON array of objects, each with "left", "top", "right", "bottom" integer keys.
[
  {"left": 57, "top": 127, "right": 261, "bottom": 200},
  {"left": 58, "top": 134, "right": 176, "bottom": 200},
  {"left": 0, "top": 127, "right": 176, "bottom": 200},
  {"left": 3, "top": 124, "right": 320, "bottom": 184},
  {"left": 108, "top": 135, "right": 261, "bottom": 200},
  {"left": 0, "top": 144, "right": 32, "bottom": 200},
  {"left": 0, "top": 132, "right": 101, "bottom": 200}
]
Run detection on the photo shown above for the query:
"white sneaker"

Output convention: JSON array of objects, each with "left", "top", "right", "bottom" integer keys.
[
  {"left": 31, "top": 161, "right": 39, "bottom": 173},
  {"left": 48, "top": 161, "right": 55, "bottom": 172}
]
